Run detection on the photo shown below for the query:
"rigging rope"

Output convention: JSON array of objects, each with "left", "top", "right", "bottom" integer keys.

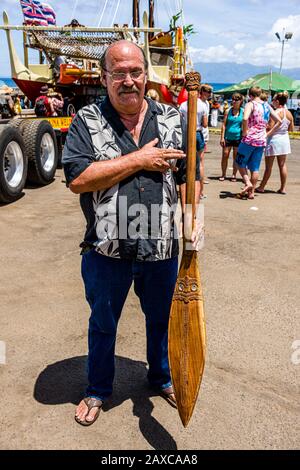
[
  {"left": 181, "top": 2, "right": 193, "bottom": 69},
  {"left": 70, "top": 0, "right": 79, "bottom": 22},
  {"left": 162, "top": 0, "right": 172, "bottom": 22},
  {"left": 166, "top": 0, "right": 173, "bottom": 18},
  {"left": 110, "top": 0, "right": 121, "bottom": 26},
  {"left": 106, "top": 0, "right": 116, "bottom": 26},
  {"left": 97, "top": 0, "right": 109, "bottom": 27}
]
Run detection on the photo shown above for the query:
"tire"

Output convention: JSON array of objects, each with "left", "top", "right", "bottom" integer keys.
[
  {"left": 0, "top": 125, "right": 27, "bottom": 203},
  {"left": 9, "top": 117, "right": 30, "bottom": 134},
  {"left": 22, "top": 119, "right": 58, "bottom": 185}
]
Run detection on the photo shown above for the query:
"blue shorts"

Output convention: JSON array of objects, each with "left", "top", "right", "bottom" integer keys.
[
  {"left": 236, "top": 142, "right": 265, "bottom": 172},
  {"left": 196, "top": 130, "right": 205, "bottom": 152}
]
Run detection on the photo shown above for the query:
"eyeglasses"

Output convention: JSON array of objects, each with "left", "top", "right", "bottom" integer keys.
[
  {"left": 103, "top": 69, "right": 145, "bottom": 82},
  {"left": 232, "top": 98, "right": 241, "bottom": 101}
]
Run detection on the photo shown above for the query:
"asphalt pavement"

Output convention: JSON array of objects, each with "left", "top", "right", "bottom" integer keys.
[{"left": 0, "top": 134, "right": 299, "bottom": 450}]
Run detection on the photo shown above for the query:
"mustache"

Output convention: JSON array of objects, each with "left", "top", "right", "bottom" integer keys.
[{"left": 118, "top": 85, "right": 140, "bottom": 95}]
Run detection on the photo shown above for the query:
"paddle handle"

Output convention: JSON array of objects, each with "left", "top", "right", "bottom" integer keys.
[{"left": 184, "top": 72, "right": 201, "bottom": 241}]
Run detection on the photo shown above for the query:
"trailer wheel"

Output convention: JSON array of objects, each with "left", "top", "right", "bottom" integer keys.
[
  {"left": 22, "top": 119, "right": 58, "bottom": 185},
  {"left": 9, "top": 118, "right": 28, "bottom": 134},
  {"left": 0, "top": 125, "right": 27, "bottom": 203}
]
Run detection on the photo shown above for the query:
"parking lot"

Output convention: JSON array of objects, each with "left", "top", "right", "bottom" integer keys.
[{"left": 0, "top": 134, "right": 299, "bottom": 450}]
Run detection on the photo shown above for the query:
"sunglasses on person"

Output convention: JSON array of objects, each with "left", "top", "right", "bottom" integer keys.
[{"left": 232, "top": 97, "right": 241, "bottom": 101}]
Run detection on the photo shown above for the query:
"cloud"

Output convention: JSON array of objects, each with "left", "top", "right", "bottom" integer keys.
[
  {"left": 250, "top": 42, "right": 300, "bottom": 68},
  {"left": 189, "top": 45, "right": 242, "bottom": 63},
  {"left": 270, "top": 14, "right": 300, "bottom": 39},
  {"left": 218, "top": 31, "right": 251, "bottom": 41},
  {"left": 189, "top": 13, "right": 300, "bottom": 70},
  {"left": 234, "top": 43, "right": 245, "bottom": 52}
]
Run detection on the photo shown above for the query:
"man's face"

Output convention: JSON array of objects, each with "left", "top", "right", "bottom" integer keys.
[
  {"left": 201, "top": 89, "right": 212, "bottom": 100},
  {"left": 102, "top": 42, "right": 147, "bottom": 114}
]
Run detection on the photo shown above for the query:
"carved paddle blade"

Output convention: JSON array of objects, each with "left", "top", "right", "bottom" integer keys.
[{"left": 168, "top": 251, "right": 206, "bottom": 427}]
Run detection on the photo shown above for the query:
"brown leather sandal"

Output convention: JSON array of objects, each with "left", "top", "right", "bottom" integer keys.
[
  {"left": 159, "top": 386, "right": 177, "bottom": 409},
  {"left": 75, "top": 397, "right": 103, "bottom": 426}
]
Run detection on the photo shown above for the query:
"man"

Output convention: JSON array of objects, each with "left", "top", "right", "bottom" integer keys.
[
  {"left": 179, "top": 90, "right": 208, "bottom": 203},
  {"left": 200, "top": 84, "right": 212, "bottom": 154},
  {"left": 188, "top": 84, "right": 211, "bottom": 198},
  {"left": 62, "top": 40, "right": 200, "bottom": 426},
  {"left": 34, "top": 85, "right": 54, "bottom": 117}
]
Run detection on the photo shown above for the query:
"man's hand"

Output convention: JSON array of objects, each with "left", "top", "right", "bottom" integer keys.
[
  {"left": 220, "top": 138, "right": 225, "bottom": 147},
  {"left": 136, "top": 138, "right": 186, "bottom": 173}
]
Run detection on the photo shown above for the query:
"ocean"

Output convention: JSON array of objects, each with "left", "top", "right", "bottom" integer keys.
[
  {"left": 210, "top": 83, "right": 234, "bottom": 91},
  {"left": 0, "top": 77, "right": 17, "bottom": 88},
  {"left": 0, "top": 77, "right": 234, "bottom": 92}
]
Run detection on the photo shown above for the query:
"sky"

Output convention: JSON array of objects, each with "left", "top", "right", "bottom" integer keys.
[{"left": 0, "top": 0, "right": 300, "bottom": 76}]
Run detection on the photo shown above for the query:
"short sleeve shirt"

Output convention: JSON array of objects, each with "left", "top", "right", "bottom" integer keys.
[
  {"left": 179, "top": 98, "right": 208, "bottom": 131},
  {"left": 62, "top": 97, "right": 198, "bottom": 262}
]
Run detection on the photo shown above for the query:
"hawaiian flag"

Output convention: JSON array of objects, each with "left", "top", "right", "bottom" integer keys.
[{"left": 20, "top": 0, "right": 56, "bottom": 26}]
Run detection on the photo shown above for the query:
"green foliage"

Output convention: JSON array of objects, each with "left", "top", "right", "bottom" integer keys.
[
  {"left": 183, "top": 24, "right": 196, "bottom": 37},
  {"left": 168, "top": 11, "right": 196, "bottom": 38},
  {"left": 169, "top": 10, "right": 182, "bottom": 31}
]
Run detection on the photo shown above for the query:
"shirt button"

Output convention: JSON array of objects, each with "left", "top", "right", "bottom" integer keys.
[{"left": 140, "top": 187, "right": 145, "bottom": 192}]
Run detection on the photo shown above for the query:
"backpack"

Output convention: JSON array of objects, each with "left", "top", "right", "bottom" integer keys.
[{"left": 34, "top": 96, "right": 48, "bottom": 117}]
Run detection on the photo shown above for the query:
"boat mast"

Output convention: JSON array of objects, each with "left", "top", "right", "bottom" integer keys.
[
  {"left": 148, "top": 0, "right": 154, "bottom": 39},
  {"left": 132, "top": 0, "right": 140, "bottom": 39},
  {"left": 132, "top": 0, "right": 140, "bottom": 28}
]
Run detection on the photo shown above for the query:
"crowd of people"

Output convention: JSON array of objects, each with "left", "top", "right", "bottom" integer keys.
[
  {"left": 0, "top": 87, "right": 28, "bottom": 119},
  {"left": 173, "top": 85, "right": 294, "bottom": 199},
  {"left": 218, "top": 87, "right": 293, "bottom": 198},
  {"left": 1, "top": 76, "right": 294, "bottom": 199},
  {"left": 0, "top": 84, "right": 64, "bottom": 119}
]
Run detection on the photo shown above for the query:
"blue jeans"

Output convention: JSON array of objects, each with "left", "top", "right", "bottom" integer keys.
[{"left": 81, "top": 250, "right": 178, "bottom": 401}]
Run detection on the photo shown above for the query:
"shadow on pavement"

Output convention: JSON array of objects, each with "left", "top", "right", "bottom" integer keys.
[
  {"left": 219, "top": 191, "right": 240, "bottom": 199},
  {"left": 34, "top": 355, "right": 177, "bottom": 450},
  {"left": 208, "top": 176, "right": 243, "bottom": 182}
]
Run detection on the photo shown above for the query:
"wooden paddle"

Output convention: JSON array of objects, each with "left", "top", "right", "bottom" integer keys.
[{"left": 168, "top": 71, "right": 206, "bottom": 427}]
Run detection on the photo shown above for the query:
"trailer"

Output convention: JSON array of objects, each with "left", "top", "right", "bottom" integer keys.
[
  {"left": 0, "top": 2, "right": 191, "bottom": 203},
  {"left": 0, "top": 116, "right": 71, "bottom": 203}
]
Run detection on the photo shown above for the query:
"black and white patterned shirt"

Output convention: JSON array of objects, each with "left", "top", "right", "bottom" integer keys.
[{"left": 63, "top": 97, "right": 198, "bottom": 261}]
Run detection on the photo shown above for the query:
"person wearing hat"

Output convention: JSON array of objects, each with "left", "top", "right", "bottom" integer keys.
[
  {"left": 34, "top": 85, "right": 55, "bottom": 117},
  {"left": 47, "top": 88, "right": 64, "bottom": 116}
]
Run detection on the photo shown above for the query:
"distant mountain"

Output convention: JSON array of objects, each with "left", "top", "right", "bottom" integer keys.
[{"left": 194, "top": 62, "right": 300, "bottom": 84}]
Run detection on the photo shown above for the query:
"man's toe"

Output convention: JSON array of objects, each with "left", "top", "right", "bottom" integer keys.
[
  {"left": 75, "top": 400, "right": 88, "bottom": 420},
  {"left": 85, "top": 408, "right": 98, "bottom": 422}
]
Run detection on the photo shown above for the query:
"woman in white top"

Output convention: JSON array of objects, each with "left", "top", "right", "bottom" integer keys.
[{"left": 257, "top": 92, "right": 294, "bottom": 194}]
